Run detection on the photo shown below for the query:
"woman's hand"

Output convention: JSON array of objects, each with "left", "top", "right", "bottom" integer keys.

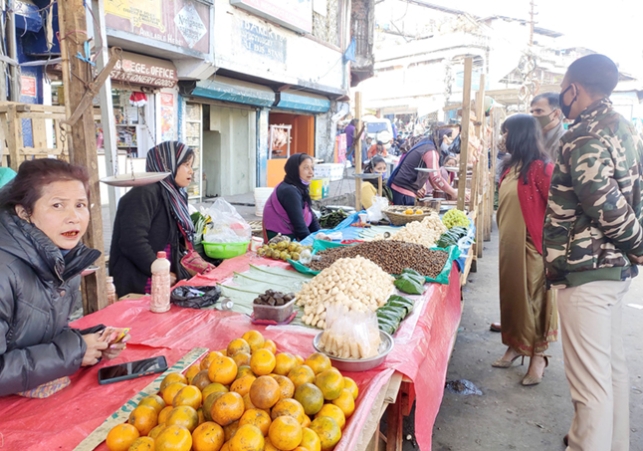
[
  {"left": 170, "top": 272, "right": 177, "bottom": 285},
  {"left": 101, "top": 328, "right": 131, "bottom": 360},
  {"left": 81, "top": 333, "right": 109, "bottom": 366}
]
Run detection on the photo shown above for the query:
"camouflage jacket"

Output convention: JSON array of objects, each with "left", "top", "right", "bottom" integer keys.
[{"left": 543, "top": 98, "right": 643, "bottom": 287}]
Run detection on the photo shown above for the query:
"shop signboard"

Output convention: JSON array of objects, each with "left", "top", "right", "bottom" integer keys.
[
  {"left": 105, "top": 0, "right": 210, "bottom": 55},
  {"left": 20, "top": 76, "right": 37, "bottom": 98},
  {"left": 110, "top": 51, "right": 178, "bottom": 88},
  {"left": 230, "top": 0, "right": 312, "bottom": 34}
]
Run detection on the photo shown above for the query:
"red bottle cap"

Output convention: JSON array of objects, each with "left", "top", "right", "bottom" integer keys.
[{"left": 157, "top": 251, "right": 167, "bottom": 258}]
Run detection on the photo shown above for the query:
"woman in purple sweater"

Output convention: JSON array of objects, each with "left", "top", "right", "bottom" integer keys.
[{"left": 263, "top": 153, "right": 321, "bottom": 241}]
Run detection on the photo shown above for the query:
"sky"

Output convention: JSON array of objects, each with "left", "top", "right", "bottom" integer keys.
[{"left": 422, "top": 0, "right": 643, "bottom": 75}]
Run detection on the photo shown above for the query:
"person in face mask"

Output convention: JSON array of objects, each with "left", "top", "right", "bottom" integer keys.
[
  {"left": 529, "top": 93, "right": 566, "bottom": 159},
  {"left": 361, "top": 156, "right": 393, "bottom": 208},
  {"left": 263, "top": 153, "right": 320, "bottom": 241},
  {"left": 543, "top": 54, "right": 643, "bottom": 451}
]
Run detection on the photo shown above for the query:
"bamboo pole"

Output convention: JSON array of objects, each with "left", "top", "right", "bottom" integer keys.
[
  {"left": 456, "top": 58, "right": 473, "bottom": 211},
  {"left": 355, "top": 92, "right": 363, "bottom": 210}
]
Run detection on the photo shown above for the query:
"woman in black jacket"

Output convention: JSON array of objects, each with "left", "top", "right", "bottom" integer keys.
[
  {"left": 109, "top": 141, "right": 195, "bottom": 297},
  {"left": 0, "top": 159, "right": 126, "bottom": 397}
]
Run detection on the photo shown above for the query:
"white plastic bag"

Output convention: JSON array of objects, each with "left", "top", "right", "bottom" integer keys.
[
  {"left": 366, "top": 196, "right": 388, "bottom": 222},
  {"left": 318, "top": 304, "right": 381, "bottom": 359},
  {"left": 203, "top": 198, "right": 252, "bottom": 243}
]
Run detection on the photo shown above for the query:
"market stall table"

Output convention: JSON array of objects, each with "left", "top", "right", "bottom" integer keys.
[{"left": 0, "top": 253, "right": 462, "bottom": 451}]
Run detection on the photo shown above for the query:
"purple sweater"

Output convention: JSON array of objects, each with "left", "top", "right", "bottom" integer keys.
[{"left": 263, "top": 183, "right": 320, "bottom": 240}]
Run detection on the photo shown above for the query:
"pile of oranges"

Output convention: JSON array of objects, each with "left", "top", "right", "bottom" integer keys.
[{"left": 105, "top": 330, "right": 358, "bottom": 451}]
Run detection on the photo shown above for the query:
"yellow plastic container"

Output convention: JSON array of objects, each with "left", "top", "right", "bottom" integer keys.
[{"left": 310, "top": 178, "right": 324, "bottom": 200}]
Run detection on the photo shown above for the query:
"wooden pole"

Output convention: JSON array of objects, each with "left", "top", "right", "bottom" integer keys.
[
  {"left": 58, "top": 0, "right": 108, "bottom": 313},
  {"left": 355, "top": 92, "right": 363, "bottom": 210},
  {"left": 474, "top": 74, "right": 486, "bottom": 259},
  {"left": 457, "top": 58, "right": 473, "bottom": 211}
]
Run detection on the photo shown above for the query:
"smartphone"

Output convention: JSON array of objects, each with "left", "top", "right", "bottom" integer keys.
[{"left": 98, "top": 356, "right": 168, "bottom": 385}]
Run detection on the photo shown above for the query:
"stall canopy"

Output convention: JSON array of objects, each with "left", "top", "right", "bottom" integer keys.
[
  {"left": 276, "top": 89, "right": 331, "bottom": 113},
  {"left": 189, "top": 75, "right": 276, "bottom": 108}
]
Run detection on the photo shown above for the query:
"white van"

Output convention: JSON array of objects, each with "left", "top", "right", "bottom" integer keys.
[{"left": 362, "top": 115, "right": 394, "bottom": 145}]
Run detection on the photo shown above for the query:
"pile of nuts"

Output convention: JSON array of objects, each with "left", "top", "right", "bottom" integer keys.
[
  {"left": 309, "top": 241, "right": 449, "bottom": 278},
  {"left": 391, "top": 213, "right": 447, "bottom": 248}
]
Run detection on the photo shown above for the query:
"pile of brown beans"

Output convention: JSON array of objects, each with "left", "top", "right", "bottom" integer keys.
[{"left": 309, "top": 241, "right": 449, "bottom": 278}]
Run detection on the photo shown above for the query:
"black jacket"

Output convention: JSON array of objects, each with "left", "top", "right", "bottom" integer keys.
[
  {"left": 0, "top": 209, "right": 100, "bottom": 396},
  {"left": 390, "top": 139, "right": 435, "bottom": 194},
  {"left": 109, "top": 182, "right": 189, "bottom": 297}
]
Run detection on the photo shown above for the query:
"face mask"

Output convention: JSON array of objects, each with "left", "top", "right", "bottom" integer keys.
[
  {"left": 300, "top": 178, "right": 310, "bottom": 186},
  {"left": 536, "top": 111, "right": 555, "bottom": 129},
  {"left": 559, "top": 85, "right": 577, "bottom": 119}
]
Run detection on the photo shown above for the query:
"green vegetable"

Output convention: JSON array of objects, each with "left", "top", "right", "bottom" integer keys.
[
  {"left": 394, "top": 274, "right": 425, "bottom": 294},
  {"left": 389, "top": 300, "right": 413, "bottom": 315},
  {"left": 319, "top": 209, "right": 349, "bottom": 229},
  {"left": 402, "top": 268, "right": 422, "bottom": 278},
  {"left": 442, "top": 209, "right": 470, "bottom": 229}
]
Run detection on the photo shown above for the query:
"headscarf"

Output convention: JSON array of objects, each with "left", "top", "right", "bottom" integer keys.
[
  {"left": 283, "top": 153, "right": 313, "bottom": 208},
  {"left": 146, "top": 141, "right": 195, "bottom": 239}
]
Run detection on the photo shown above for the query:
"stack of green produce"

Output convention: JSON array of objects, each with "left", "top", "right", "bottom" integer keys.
[
  {"left": 436, "top": 226, "right": 469, "bottom": 248},
  {"left": 442, "top": 209, "right": 469, "bottom": 229},
  {"left": 394, "top": 268, "right": 425, "bottom": 294},
  {"left": 376, "top": 295, "right": 415, "bottom": 335},
  {"left": 319, "top": 209, "right": 349, "bottom": 228}
]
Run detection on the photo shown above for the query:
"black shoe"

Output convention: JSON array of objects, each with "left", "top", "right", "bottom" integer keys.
[{"left": 563, "top": 434, "right": 569, "bottom": 446}]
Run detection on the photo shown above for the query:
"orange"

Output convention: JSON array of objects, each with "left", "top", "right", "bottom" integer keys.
[
  {"left": 293, "top": 448, "right": 310, "bottom": 451},
  {"left": 161, "top": 373, "right": 188, "bottom": 392},
  {"left": 162, "top": 382, "right": 188, "bottom": 407},
  {"left": 166, "top": 406, "right": 199, "bottom": 433},
  {"left": 127, "top": 436, "right": 155, "bottom": 451},
  {"left": 309, "top": 416, "right": 341, "bottom": 451},
  {"left": 237, "top": 365, "right": 254, "bottom": 379},
  {"left": 185, "top": 364, "right": 201, "bottom": 384},
  {"left": 148, "top": 423, "right": 166, "bottom": 439},
  {"left": 128, "top": 405, "right": 158, "bottom": 436},
  {"left": 158, "top": 406, "right": 174, "bottom": 424},
  {"left": 268, "top": 416, "right": 303, "bottom": 451},
  {"left": 242, "top": 330, "right": 265, "bottom": 353},
  {"left": 155, "top": 424, "right": 192, "bottom": 451},
  {"left": 264, "top": 438, "right": 280, "bottom": 451},
  {"left": 197, "top": 407, "right": 206, "bottom": 425},
  {"left": 288, "top": 365, "right": 315, "bottom": 389},
  {"left": 332, "top": 389, "right": 355, "bottom": 418},
  {"left": 202, "top": 382, "right": 229, "bottom": 401},
  {"left": 201, "top": 351, "right": 223, "bottom": 371},
  {"left": 208, "top": 356, "right": 238, "bottom": 385},
  {"left": 300, "top": 428, "right": 321, "bottom": 451},
  {"left": 304, "top": 353, "right": 331, "bottom": 375},
  {"left": 314, "top": 369, "right": 344, "bottom": 401},
  {"left": 106, "top": 423, "right": 140, "bottom": 451},
  {"left": 294, "top": 383, "right": 324, "bottom": 416},
  {"left": 342, "top": 377, "right": 359, "bottom": 400},
  {"left": 262, "top": 339, "right": 277, "bottom": 354},
  {"left": 273, "top": 374, "right": 295, "bottom": 400},
  {"left": 315, "top": 404, "right": 345, "bottom": 430},
  {"left": 211, "top": 391, "right": 245, "bottom": 426},
  {"left": 250, "top": 349, "right": 276, "bottom": 376},
  {"left": 228, "top": 424, "right": 265, "bottom": 451},
  {"left": 203, "top": 392, "right": 226, "bottom": 422},
  {"left": 239, "top": 409, "right": 272, "bottom": 436},
  {"left": 270, "top": 398, "right": 306, "bottom": 424},
  {"left": 232, "top": 352, "right": 251, "bottom": 368},
  {"left": 230, "top": 375, "right": 256, "bottom": 397},
  {"left": 242, "top": 393, "right": 258, "bottom": 411},
  {"left": 221, "top": 443, "right": 231, "bottom": 451},
  {"left": 173, "top": 385, "right": 203, "bottom": 410},
  {"left": 301, "top": 415, "right": 311, "bottom": 429},
  {"left": 274, "top": 352, "right": 298, "bottom": 376},
  {"left": 227, "top": 338, "right": 251, "bottom": 356},
  {"left": 138, "top": 394, "right": 166, "bottom": 414},
  {"left": 249, "top": 376, "right": 281, "bottom": 410},
  {"left": 191, "top": 421, "right": 225, "bottom": 451},
  {"left": 224, "top": 420, "right": 240, "bottom": 441},
  {"left": 191, "top": 370, "right": 213, "bottom": 391},
  {"left": 294, "top": 355, "right": 305, "bottom": 366}
]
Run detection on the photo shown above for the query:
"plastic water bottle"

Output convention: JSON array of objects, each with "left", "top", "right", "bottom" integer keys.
[
  {"left": 106, "top": 276, "right": 117, "bottom": 305},
  {"left": 150, "top": 251, "right": 171, "bottom": 313}
]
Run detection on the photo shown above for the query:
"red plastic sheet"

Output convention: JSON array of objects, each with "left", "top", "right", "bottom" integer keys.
[{"left": 0, "top": 257, "right": 461, "bottom": 451}]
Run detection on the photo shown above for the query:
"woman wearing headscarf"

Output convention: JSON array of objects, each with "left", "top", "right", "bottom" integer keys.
[
  {"left": 361, "top": 156, "right": 393, "bottom": 209},
  {"left": 263, "top": 153, "right": 320, "bottom": 241},
  {"left": 109, "top": 141, "right": 195, "bottom": 297}
]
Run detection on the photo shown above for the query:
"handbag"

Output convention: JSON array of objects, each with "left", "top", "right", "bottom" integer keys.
[{"left": 179, "top": 227, "right": 216, "bottom": 277}]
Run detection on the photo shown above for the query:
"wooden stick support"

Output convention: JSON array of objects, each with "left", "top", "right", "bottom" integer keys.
[
  {"left": 457, "top": 58, "right": 473, "bottom": 211},
  {"left": 355, "top": 91, "right": 363, "bottom": 211}
]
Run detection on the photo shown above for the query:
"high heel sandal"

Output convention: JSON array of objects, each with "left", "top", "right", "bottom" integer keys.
[
  {"left": 521, "top": 355, "right": 550, "bottom": 386},
  {"left": 491, "top": 354, "right": 524, "bottom": 368}
]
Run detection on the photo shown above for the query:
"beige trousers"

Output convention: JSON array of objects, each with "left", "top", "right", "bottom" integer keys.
[{"left": 557, "top": 279, "right": 631, "bottom": 451}]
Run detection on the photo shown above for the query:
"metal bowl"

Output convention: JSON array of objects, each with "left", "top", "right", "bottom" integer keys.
[{"left": 312, "top": 330, "right": 394, "bottom": 372}]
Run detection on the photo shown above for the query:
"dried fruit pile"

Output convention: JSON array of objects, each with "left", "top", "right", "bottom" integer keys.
[
  {"left": 309, "top": 241, "right": 449, "bottom": 278},
  {"left": 105, "top": 330, "right": 357, "bottom": 451}
]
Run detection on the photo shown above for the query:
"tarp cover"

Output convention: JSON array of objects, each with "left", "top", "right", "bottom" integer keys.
[{"left": 0, "top": 253, "right": 462, "bottom": 451}]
